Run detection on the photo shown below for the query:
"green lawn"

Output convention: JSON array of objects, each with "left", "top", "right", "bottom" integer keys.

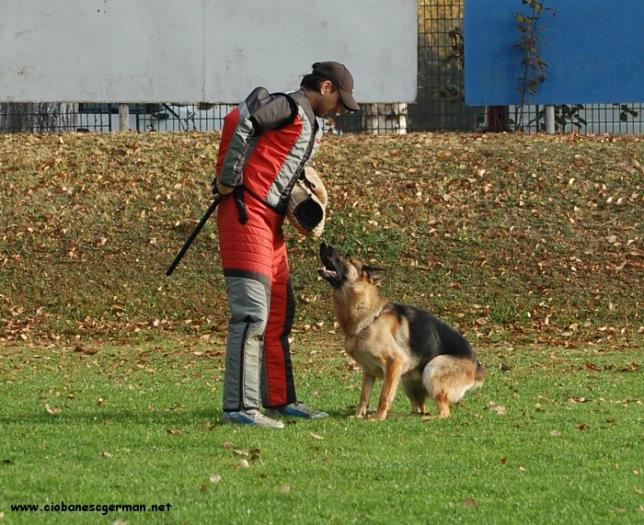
[
  {"left": 1, "top": 337, "right": 641, "bottom": 524},
  {"left": 1, "top": 131, "right": 642, "bottom": 523}
]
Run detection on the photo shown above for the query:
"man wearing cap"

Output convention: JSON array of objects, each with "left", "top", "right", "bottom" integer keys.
[{"left": 213, "top": 62, "right": 359, "bottom": 427}]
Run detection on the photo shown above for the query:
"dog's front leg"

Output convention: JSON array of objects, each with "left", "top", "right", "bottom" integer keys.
[
  {"left": 374, "top": 359, "right": 403, "bottom": 420},
  {"left": 356, "top": 372, "right": 375, "bottom": 418}
]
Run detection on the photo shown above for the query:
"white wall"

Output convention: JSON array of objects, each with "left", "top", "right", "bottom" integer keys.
[{"left": 0, "top": 0, "right": 417, "bottom": 103}]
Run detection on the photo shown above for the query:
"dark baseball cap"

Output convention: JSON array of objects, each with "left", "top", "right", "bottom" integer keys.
[{"left": 311, "top": 61, "right": 359, "bottom": 112}]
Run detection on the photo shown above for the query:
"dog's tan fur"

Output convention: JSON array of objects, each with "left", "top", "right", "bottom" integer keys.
[{"left": 319, "top": 243, "right": 484, "bottom": 420}]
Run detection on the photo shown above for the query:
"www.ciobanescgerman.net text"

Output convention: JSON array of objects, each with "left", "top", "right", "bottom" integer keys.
[{"left": 10, "top": 502, "right": 172, "bottom": 515}]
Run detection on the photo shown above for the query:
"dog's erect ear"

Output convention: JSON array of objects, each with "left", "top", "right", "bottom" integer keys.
[{"left": 363, "top": 265, "right": 387, "bottom": 284}]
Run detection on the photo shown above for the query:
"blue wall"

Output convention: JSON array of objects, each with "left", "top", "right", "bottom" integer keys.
[{"left": 464, "top": 0, "right": 644, "bottom": 106}]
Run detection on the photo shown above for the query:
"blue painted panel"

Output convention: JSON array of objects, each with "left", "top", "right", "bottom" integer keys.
[{"left": 464, "top": 0, "right": 644, "bottom": 105}]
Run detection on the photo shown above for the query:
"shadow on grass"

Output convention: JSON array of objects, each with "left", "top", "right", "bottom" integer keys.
[
  {"left": 0, "top": 405, "right": 359, "bottom": 425},
  {"left": 0, "top": 408, "right": 216, "bottom": 426}
]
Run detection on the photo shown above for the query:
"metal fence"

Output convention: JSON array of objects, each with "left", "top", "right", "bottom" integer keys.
[{"left": 1, "top": 1, "right": 642, "bottom": 135}]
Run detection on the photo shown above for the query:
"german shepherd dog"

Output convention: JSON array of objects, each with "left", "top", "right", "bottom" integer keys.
[{"left": 319, "top": 242, "right": 485, "bottom": 420}]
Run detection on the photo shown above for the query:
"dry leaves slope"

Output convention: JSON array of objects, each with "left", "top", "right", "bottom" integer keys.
[{"left": 0, "top": 132, "right": 641, "bottom": 347}]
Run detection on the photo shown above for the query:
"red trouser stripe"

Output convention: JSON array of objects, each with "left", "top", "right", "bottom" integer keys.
[{"left": 263, "top": 245, "right": 295, "bottom": 407}]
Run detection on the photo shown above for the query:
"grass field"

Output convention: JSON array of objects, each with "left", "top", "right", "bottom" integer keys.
[
  {"left": 0, "top": 131, "right": 642, "bottom": 523},
  {"left": 1, "top": 336, "right": 642, "bottom": 524}
]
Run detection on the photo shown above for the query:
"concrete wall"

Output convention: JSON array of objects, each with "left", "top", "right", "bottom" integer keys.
[{"left": 0, "top": 0, "right": 417, "bottom": 103}]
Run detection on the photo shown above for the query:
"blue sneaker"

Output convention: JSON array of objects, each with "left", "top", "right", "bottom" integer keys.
[
  {"left": 269, "top": 401, "right": 328, "bottom": 419},
  {"left": 222, "top": 409, "right": 285, "bottom": 428}
]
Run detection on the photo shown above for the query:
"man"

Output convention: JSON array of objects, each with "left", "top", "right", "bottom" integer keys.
[{"left": 213, "top": 62, "right": 359, "bottom": 427}]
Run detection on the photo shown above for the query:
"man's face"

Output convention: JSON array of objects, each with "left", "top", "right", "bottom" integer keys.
[{"left": 316, "top": 80, "right": 347, "bottom": 118}]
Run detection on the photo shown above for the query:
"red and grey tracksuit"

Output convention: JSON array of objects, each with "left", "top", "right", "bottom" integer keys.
[{"left": 215, "top": 87, "right": 322, "bottom": 412}]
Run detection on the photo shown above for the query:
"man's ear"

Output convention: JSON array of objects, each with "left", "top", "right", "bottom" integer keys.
[
  {"left": 320, "top": 79, "right": 333, "bottom": 95},
  {"left": 363, "top": 265, "right": 387, "bottom": 285}
]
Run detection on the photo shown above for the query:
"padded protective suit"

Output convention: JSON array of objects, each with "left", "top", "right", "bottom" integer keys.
[{"left": 215, "top": 87, "right": 321, "bottom": 411}]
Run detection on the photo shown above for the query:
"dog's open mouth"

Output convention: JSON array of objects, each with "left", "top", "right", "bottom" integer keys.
[
  {"left": 318, "top": 266, "right": 338, "bottom": 280},
  {"left": 318, "top": 242, "right": 343, "bottom": 285}
]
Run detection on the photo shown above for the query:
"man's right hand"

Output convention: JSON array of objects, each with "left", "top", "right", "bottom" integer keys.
[{"left": 213, "top": 178, "right": 234, "bottom": 196}]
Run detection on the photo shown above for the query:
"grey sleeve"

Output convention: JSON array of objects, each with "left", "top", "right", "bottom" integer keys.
[{"left": 247, "top": 89, "right": 297, "bottom": 134}]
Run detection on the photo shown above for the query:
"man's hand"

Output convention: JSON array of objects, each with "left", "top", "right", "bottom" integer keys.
[{"left": 213, "top": 178, "right": 234, "bottom": 196}]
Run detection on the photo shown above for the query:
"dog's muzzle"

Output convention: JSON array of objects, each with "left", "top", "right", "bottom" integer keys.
[{"left": 318, "top": 242, "right": 343, "bottom": 284}]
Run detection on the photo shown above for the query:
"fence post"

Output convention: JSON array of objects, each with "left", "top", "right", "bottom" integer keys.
[
  {"left": 118, "top": 104, "right": 129, "bottom": 131},
  {"left": 545, "top": 105, "right": 555, "bottom": 133}
]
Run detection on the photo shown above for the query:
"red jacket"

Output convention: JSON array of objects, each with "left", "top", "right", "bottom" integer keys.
[{"left": 216, "top": 87, "right": 322, "bottom": 213}]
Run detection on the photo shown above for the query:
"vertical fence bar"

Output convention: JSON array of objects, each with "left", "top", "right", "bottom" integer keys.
[
  {"left": 545, "top": 105, "right": 555, "bottom": 133},
  {"left": 118, "top": 104, "right": 129, "bottom": 131}
]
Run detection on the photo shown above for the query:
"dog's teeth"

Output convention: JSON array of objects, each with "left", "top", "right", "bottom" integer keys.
[{"left": 318, "top": 267, "right": 337, "bottom": 278}]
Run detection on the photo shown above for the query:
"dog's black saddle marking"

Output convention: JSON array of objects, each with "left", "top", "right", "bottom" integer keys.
[{"left": 389, "top": 303, "right": 474, "bottom": 368}]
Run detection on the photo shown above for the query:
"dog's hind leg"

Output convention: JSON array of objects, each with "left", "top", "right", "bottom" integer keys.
[
  {"left": 402, "top": 376, "right": 428, "bottom": 415},
  {"left": 414, "top": 393, "right": 429, "bottom": 415},
  {"left": 409, "top": 394, "right": 428, "bottom": 415},
  {"left": 356, "top": 372, "right": 375, "bottom": 418},
  {"left": 435, "top": 392, "right": 451, "bottom": 418},
  {"left": 374, "top": 358, "right": 403, "bottom": 420},
  {"left": 423, "top": 355, "right": 479, "bottom": 418}
]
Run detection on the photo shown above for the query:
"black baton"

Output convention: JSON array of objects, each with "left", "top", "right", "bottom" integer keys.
[{"left": 165, "top": 194, "right": 221, "bottom": 276}]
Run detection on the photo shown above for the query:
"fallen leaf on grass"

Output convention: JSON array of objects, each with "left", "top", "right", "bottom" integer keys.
[
  {"left": 462, "top": 498, "right": 478, "bottom": 507},
  {"left": 209, "top": 474, "right": 222, "bottom": 484},
  {"left": 487, "top": 402, "right": 507, "bottom": 415},
  {"left": 166, "top": 427, "right": 182, "bottom": 436},
  {"left": 192, "top": 351, "right": 223, "bottom": 358},
  {"left": 45, "top": 403, "right": 61, "bottom": 416},
  {"left": 200, "top": 421, "right": 217, "bottom": 431},
  {"left": 231, "top": 448, "right": 261, "bottom": 463},
  {"left": 73, "top": 345, "right": 97, "bottom": 355}
]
